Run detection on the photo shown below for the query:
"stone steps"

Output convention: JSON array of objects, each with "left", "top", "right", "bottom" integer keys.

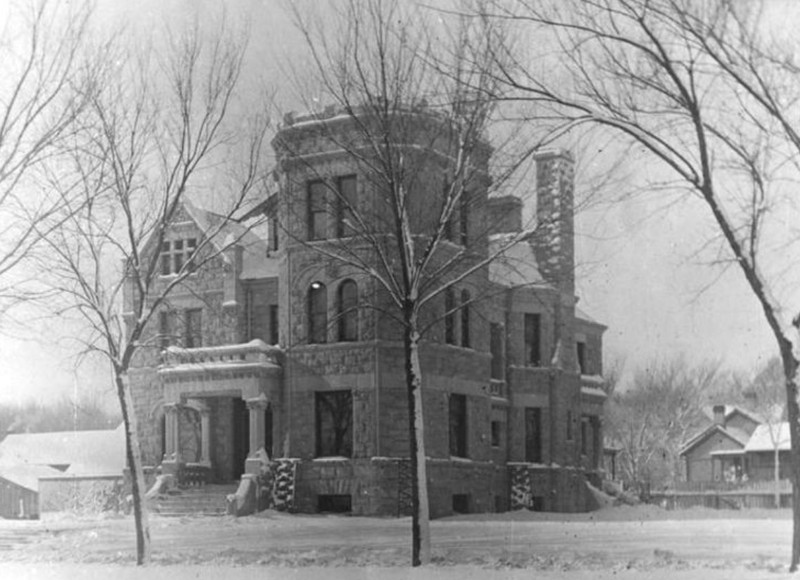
[{"left": 149, "top": 483, "right": 238, "bottom": 517}]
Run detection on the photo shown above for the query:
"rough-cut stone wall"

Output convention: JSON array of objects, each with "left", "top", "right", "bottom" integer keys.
[
  {"left": 292, "top": 457, "right": 504, "bottom": 517},
  {"left": 129, "top": 367, "right": 163, "bottom": 467}
]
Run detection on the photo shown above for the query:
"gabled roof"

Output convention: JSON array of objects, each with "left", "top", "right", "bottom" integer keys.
[
  {"left": 182, "top": 200, "right": 278, "bottom": 280},
  {"left": 679, "top": 423, "right": 748, "bottom": 456},
  {"left": 745, "top": 422, "right": 790, "bottom": 452},
  {"left": 0, "top": 424, "right": 126, "bottom": 477},
  {"left": 700, "top": 405, "right": 762, "bottom": 425}
]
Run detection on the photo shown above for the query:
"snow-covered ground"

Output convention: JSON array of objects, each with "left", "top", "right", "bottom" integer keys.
[{"left": 1, "top": 505, "right": 797, "bottom": 579}]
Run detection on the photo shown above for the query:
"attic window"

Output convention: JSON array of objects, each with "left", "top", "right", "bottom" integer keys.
[{"left": 160, "top": 238, "right": 197, "bottom": 275}]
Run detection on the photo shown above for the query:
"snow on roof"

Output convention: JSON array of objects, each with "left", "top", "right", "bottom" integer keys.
[
  {"left": 487, "top": 235, "right": 548, "bottom": 288},
  {"left": 581, "top": 386, "right": 607, "bottom": 399},
  {"left": 183, "top": 201, "right": 279, "bottom": 281},
  {"left": 0, "top": 464, "right": 63, "bottom": 492},
  {"left": 701, "top": 405, "right": 763, "bottom": 425},
  {"left": 745, "top": 422, "right": 791, "bottom": 453},
  {"left": 679, "top": 423, "right": 748, "bottom": 456},
  {"left": 0, "top": 424, "right": 126, "bottom": 477}
]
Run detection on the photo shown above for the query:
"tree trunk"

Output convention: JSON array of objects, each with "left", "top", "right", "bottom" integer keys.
[
  {"left": 404, "top": 317, "right": 431, "bottom": 566},
  {"left": 775, "top": 443, "right": 781, "bottom": 509},
  {"left": 115, "top": 371, "right": 151, "bottom": 565},
  {"left": 781, "top": 353, "right": 800, "bottom": 571}
]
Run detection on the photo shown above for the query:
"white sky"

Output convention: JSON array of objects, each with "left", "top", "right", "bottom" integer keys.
[{"left": 0, "top": 0, "right": 794, "bottom": 406}]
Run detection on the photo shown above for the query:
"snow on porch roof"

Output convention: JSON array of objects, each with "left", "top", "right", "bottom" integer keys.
[{"left": 709, "top": 449, "right": 746, "bottom": 457}]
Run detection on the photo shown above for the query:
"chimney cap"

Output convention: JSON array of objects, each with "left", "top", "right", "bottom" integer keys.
[{"left": 533, "top": 148, "right": 574, "bottom": 161}]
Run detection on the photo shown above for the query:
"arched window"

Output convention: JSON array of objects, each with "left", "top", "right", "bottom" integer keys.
[
  {"left": 444, "top": 288, "right": 456, "bottom": 345},
  {"left": 461, "top": 289, "right": 471, "bottom": 348},
  {"left": 337, "top": 279, "right": 358, "bottom": 342},
  {"left": 308, "top": 282, "right": 327, "bottom": 344}
]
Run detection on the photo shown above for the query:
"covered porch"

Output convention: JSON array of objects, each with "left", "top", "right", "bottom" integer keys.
[{"left": 157, "top": 340, "right": 282, "bottom": 485}]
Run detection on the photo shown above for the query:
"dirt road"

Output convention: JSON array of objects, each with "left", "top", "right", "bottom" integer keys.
[{"left": 0, "top": 508, "right": 793, "bottom": 576}]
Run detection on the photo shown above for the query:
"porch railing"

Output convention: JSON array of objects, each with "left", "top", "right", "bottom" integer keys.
[
  {"left": 671, "top": 479, "right": 791, "bottom": 493},
  {"left": 177, "top": 463, "right": 211, "bottom": 488}
]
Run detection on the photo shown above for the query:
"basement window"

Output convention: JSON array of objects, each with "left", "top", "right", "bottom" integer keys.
[{"left": 317, "top": 494, "right": 352, "bottom": 513}]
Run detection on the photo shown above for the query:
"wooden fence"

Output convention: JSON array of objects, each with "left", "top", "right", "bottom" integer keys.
[{"left": 655, "top": 479, "right": 792, "bottom": 510}]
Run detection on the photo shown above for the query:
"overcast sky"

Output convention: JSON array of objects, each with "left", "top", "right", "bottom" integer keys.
[{"left": 0, "top": 0, "right": 791, "bottom": 407}]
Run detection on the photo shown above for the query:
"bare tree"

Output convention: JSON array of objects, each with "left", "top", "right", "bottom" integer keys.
[
  {"left": 747, "top": 357, "right": 787, "bottom": 508},
  {"left": 0, "top": 0, "right": 95, "bottom": 318},
  {"left": 606, "top": 357, "right": 719, "bottom": 493},
  {"left": 278, "top": 0, "right": 559, "bottom": 566},
  {"left": 484, "top": 0, "right": 800, "bottom": 568},
  {"left": 38, "top": 23, "right": 269, "bottom": 565}
]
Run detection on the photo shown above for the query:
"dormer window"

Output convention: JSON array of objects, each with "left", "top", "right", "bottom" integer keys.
[{"left": 160, "top": 238, "right": 197, "bottom": 275}]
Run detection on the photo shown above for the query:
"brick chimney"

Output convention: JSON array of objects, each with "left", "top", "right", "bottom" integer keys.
[
  {"left": 713, "top": 405, "right": 726, "bottom": 426},
  {"left": 530, "top": 150, "right": 575, "bottom": 296}
]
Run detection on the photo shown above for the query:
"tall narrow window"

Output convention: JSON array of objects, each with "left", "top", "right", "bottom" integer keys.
[
  {"left": 442, "top": 176, "right": 454, "bottom": 242},
  {"left": 524, "top": 313, "right": 542, "bottom": 367},
  {"left": 185, "top": 238, "right": 197, "bottom": 271},
  {"left": 335, "top": 175, "right": 357, "bottom": 238},
  {"left": 449, "top": 393, "right": 468, "bottom": 458},
  {"left": 525, "top": 407, "right": 542, "bottom": 463},
  {"left": 160, "top": 241, "right": 171, "bottom": 275},
  {"left": 337, "top": 279, "right": 358, "bottom": 342},
  {"left": 444, "top": 289, "right": 456, "bottom": 345},
  {"left": 269, "top": 304, "right": 279, "bottom": 345},
  {"left": 490, "top": 323, "right": 504, "bottom": 380},
  {"left": 159, "top": 311, "right": 173, "bottom": 349},
  {"left": 308, "top": 282, "right": 327, "bottom": 344},
  {"left": 576, "top": 341, "right": 587, "bottom": 375},
  {"left": 308, "top": 181, "right": 327, "bottom": 240},
  {"left": 185, "top": 309, "right": 202, "bottom": 348},
  {"left": 173, "top": 240, "right": 184, "bottom": 273},
  {"left": 269, "top": 216, "right": 279, "bottom": 252},
  {"left": 460, "top": 290, "right": 471, "bottom": 348},
  {"left": 316, "top": 390, "right": 353, "bottom": 457}
]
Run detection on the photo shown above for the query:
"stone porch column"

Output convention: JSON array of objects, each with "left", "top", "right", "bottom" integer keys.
[
  {"left": 195, "top": 400, "right": 211, "bottom": 467},
  {"left": 162, "top": 402, "right": 183, "bottom": 476},
  {"left": 245, "top": 393, "right": 270, "bottom": 475}
]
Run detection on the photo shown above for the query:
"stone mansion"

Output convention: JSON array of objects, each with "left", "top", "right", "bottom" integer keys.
[{"left": 126, "top": 108, "right": 607, "bottom": 517}]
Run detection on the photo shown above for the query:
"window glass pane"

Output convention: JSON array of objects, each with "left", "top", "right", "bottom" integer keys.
[
  {"left": 449, "top": 394, "right": 467, "bottom": 458},
  {"left": 160, "top": 241, "right": 171, "bottom": 275},
  {"left": 336, "top": 176, "right": 357, "bottom": 238},
  {"left": 315, "top": 390, "right": 353, "bottom": 457},
  {"left": 308, "top": 282, "right": 327, "bottom": 343},
  {"left": 524, "top": 313, "right": 541, "bottom": 366},
  {"left": 444, "top": 289, "right": 455, "bottom": 345},
  {"left": 308, "top": 181, "right": 327, "bottom": 240},
  {"left": 461, "top": 290, "right": 470, "bottom": 348},
  {"left": 338, "top": 280, "right": 358, "bottom": 341},
  {"left": 525, "top": 407, "right": 542, "bottom": 463},
  {"left": 490, "top": 323, "right": 504, "bottom": 380},
  {"left": 185, "top": 309, "right": 202, "bottom": 348}
]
